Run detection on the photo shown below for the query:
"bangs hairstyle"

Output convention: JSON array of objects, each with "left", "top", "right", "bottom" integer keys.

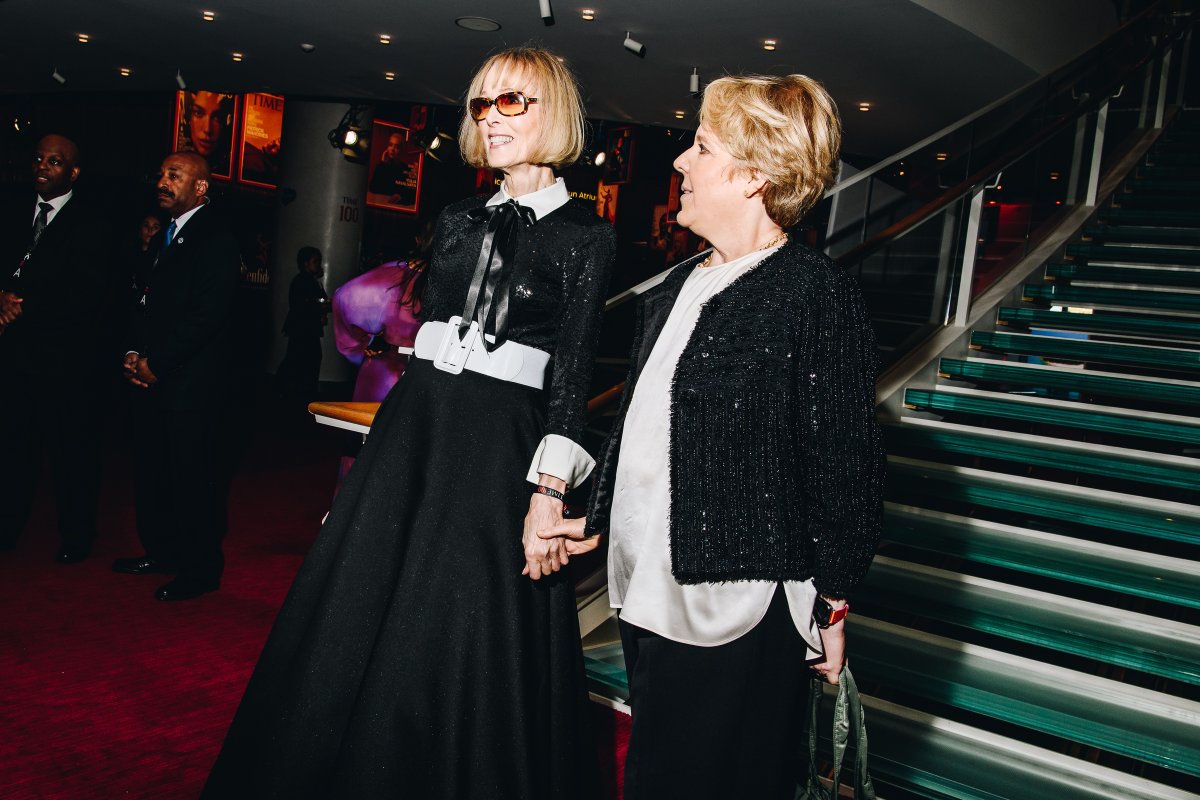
[
  {"left": 459, "top": 47, "right": 586, "bottom": 170},
  {"left": 700, "top": 74, "right": 842, "bottom": 228}
]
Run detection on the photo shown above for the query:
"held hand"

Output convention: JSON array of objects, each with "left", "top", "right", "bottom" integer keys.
[
  {"left": 0, "top": 291, "right": 23, "bottom": 325},
  {"left": 811, "top": 619, "right": 847, "bottom": 685},
  {"left": 537, "top": 517, "right": 601, "bottom": 556},
  {"left": 126, "top": 356, "right": 158, "bottom": 389},
  {"left": 521, "top": 492, "right": 566, "bottom": 581}
]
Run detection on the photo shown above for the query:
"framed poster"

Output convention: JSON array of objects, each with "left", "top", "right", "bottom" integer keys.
[
  {"left": 365, "top": 120, "right": 423, "bottom": 214},
  {"left": 603, "top": 126, "right": 635, "bottom": 184},
  {"left": 173, "top": 90, "right": 238, "bottom": 180},
  {"left": 595, "top": 181, "right": 619, "bottom": 225},
  {"left": 239, "top": 92, "right": 284, "bottom": 188}
]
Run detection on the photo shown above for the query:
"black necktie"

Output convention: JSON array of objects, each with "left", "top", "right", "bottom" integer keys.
[
  {"left": 30, "top": 202, "right": 52, "bottom": 249},
  {"left": 462, "top": 200, "right": 537, "bottom": 351}
]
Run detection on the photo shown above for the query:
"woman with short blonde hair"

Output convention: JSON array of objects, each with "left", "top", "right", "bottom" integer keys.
[
  {"left": 544, "top": 73, "right": 884, "bottom": 799},
  {"left": 205, "top": 47, "right": 614, "bottom": 800}
]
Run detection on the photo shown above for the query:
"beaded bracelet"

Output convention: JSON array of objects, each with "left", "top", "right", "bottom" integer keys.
[{"left": 534, "top": 485, "right": 566, "bottom": 502}]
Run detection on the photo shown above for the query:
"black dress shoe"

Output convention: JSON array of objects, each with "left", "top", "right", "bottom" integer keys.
[
  {"left": 55, "top": 547, "right": 91, "bottom": 564},
  {"left": 112, "top": 556, "right": 177, "bottom": 575},
  {"left": 155, "top": 577, "right": 219, "bottom": 601}
]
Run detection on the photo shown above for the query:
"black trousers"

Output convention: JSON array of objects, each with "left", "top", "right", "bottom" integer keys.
[
  {"left": 276, "top": 335, "right": 322, "bottom": 403},
  {"left": 618, "top": 590, "right": 810, "bottom": 800},
  {"left": 0, "top": 374, "right": 102, "bottom": 551},
  {"left": 132, "top": 395, "right": 229, "bottom": 583}
]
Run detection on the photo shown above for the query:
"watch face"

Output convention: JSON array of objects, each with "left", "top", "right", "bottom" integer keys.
[{"left": 812, "top": 596, "right": 834, "bottom": 627}]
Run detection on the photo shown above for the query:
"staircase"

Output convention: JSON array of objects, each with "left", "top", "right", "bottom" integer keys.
[{"left": 870, "top": 111, "right": 1200, "bottom": 798}]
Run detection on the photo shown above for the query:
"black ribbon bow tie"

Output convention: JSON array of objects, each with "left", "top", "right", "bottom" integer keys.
[{"left": 462, "top": 199, "right": 537, "bottom": 351}]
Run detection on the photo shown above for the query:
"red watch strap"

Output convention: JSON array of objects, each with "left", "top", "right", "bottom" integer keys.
[{"left": 826, "top": 602, "right": 850, "bottom": 626}]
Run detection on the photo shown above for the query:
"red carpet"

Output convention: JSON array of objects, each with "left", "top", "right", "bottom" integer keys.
[{"left": 0, "top": 408, "right": 628, "bottom": 799}]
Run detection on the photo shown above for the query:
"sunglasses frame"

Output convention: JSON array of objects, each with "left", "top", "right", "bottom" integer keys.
[{"left": 469, "top": 91, "right": 539, "bottom": 122}]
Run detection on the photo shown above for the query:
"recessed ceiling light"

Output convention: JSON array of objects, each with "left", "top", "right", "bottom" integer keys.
[
  {"left": 581, "top": 8, "right": 595, "bottom": 20},
  {"left": 762, "top": 39, "right": 777, "bottom": 51},
  {"left": 232, "top": 52, "right": 244, "bottom": 62},
  {"left": 935, "top": 152, "right": 947, "bottom": 161},
  {"left": 299, "top": 43, "right": 316, "bottom": 52},
  {"left": 384, "top": 71, "right": 395, "bottom": 81},
  {"left": 77, "top": 33, "right": 90, "bottom": 43},
  {"left": 1049, "top": 171, "right": 1061, "bottom": 181},
  {"left": 857, "top": 102, "right": 871, "bottom": 112},
  {"left": 674, "top": 110, "right": 686, "bottom": 119},
  {"left": 202, "top": 10, "right": 216, "bottom": 21},
  {"left": 455, "top": 16, "right": 501, "bottom": 32},
  {"left": 119, "top": 67, "right": 132, "bottom": 77},
  {"left": 379, "top": 33, "right": 392, "bottom": 44}
]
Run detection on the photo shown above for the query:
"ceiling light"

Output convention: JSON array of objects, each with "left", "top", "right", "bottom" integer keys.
[
  {"left": 935, "top": 152, "right": 947, "bottom": 161},
  {"left": 329, "top": 104, "right": 372, "bottom": 162},
  {"left": 51, "top": 68, "right": 66, "bottom": 85},
  {"left": 232, "top": 52, "right": 244, "bottom": 61},
  {"left": 623, "top": 32, "right": 646, "bottom": 57},
  {"left": 593, "top": 150, "right": 607, "bottom": 167},
  {"left": 1049, "top": 171, "right": 1061, "bottom": 181},
  {"left": 674, "top": 110, "right": 685, "bottom": 119},
  {"left": 857, "top": 102, "right": 871, "bottom": 112},
  {"left": 762, "top": 39, "right": 777, "bottom": 51},
  {"left": 384, "top": 71, "right": 395, "bottom": 81},
  {"left": 119, "top": 67, "right": 132, "bottom": 77},
  {"left": 379, "top": 33, "right": 392, "bottom": 44},
  {"left": 175, "top": 69, "right": 186, "bottom": 89},
  {"left": 581, "top": 8, "right": 595, "bottom": 20},
  {"left": 690, "top": 67, "right": 699, "bottom": 95},
  {"left": 539, "top": 0, "right": 553, "bottom": 24},
  {"left": 202, "top": 10, "right": 216, "bottom": 21},
  {"left": 455, "top": 16, "right": 501, "bottom": 32},
  {"left": 77, "top": 33, "right": 90, "bottom": 43},
  {"left": 300, "top": 43, "right": 316, "bottom": 52}
]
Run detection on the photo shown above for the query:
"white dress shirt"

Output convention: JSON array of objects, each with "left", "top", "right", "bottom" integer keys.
[
  {"left": 608, "top": 245, "right": 823, "bottom": 656},
  {"left": 32, "top": 190, "right": 72, "bottom": 227}
]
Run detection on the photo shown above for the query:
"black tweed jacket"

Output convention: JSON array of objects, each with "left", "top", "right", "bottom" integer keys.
[{"left": 583, "top": 238, "right": 885, "bottom": 599}]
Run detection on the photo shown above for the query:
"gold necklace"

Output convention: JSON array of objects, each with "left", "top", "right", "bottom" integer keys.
[{"left": 697, "top": 231, "right": 788, "bottom": 269}]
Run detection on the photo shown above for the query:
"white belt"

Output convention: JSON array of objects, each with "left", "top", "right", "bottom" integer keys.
[{"left": 412, "top": 316, "right": 550, "bottom": 390}]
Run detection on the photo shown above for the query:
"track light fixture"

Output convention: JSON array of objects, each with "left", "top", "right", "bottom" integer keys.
[
  {"left": 175, "top": 69, "right": 187, "bottom": 90},
  {"left": 328, "top": 105, "right": 372, "bottom": 163},
  {"left": 689, "top": 67, "right": 699, "bottom": 95},
  {"left": 623, "top": 32, "right": 646, "bottom": 57},
  {"left": 52, "top": 67, "right": 66, "bottom": 85},
  {"left": 538, "top": 0, "right": 553, "bottom": 25}
]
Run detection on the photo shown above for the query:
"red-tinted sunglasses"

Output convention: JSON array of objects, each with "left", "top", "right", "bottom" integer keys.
[{"left": 469, "top": 91, "right": 538, "bottom": 122}]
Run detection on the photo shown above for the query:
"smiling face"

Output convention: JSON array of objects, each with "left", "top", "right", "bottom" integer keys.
[
  {"left": 32, "top": 135, "right": 81, "bottom": 200},
  {"left": 672, "top": 122, "right": 752, "bottom": 242},
  {"left": 475, "top": 65, "right": 542, "bottom": 173}
]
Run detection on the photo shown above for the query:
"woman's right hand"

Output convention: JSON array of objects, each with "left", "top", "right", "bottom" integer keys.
[{"left": 538, "top": 517, "right": 601, "bottom": 556}]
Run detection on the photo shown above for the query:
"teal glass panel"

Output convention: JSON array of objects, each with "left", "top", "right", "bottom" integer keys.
[
  {"left": 998, "top": 306, "right": 1200, "bottom": 340},
  {"left": 972, "top": 330, "right": 1200, "bottom": 370},
  {"left": 937, "top": 358, "right": 1200, "bottom": 407}
]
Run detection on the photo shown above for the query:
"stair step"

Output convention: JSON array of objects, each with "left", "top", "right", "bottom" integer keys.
[
  {"left": 1124, "top": 177, "right": 1200, "bottom": 194},
  {"left": 884, "top": 503, "right": 1200, "bottom": 609},
  {"left": 1067, "top": 243, "right": 1200, "bottom": 267},
  {"left": 858, "top": 556, "right": 1200, "bottom": 684},
  {"left": 884, "top": 417, "right": 1200, "bottom": 489},
  {"left": 852, "top": 616, "right": 1200, "bottom": 775},
  {"left": 972, "top": 330, "right": 1200, "bottom": 371},
  {"left": 1083, "top": 224, "right": 1200, "bottom": 246},
  {"left": 998, "top": 305, "right": 1200, "bottom": 342},
  {"left": 1113, "top": 192, "right": 1200, "bottom": 211},
  {"left": 905, "top": 385, "right": 1200, "bottom": 444},
  {"left": 1045, "top": 262, "right": 1200, "bottom": 289},
  {"left": 1100, "top": 207, "right": 1200, "bottom": 226},
  {"left": 938, "top": 356, "right": 1200, "bottom": 407}
]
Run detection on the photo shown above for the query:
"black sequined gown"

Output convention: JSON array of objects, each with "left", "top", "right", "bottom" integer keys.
[{"left": 203, "top": 197, "right": 615, "bottom": 799}]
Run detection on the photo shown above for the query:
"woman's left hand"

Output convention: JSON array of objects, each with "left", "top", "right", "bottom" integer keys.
[
  {"left": 811, "top": 619, "right": 846, "bottom": 685},
  {"left": 522, "top": 492, "right": 567, "bottom": 580}
]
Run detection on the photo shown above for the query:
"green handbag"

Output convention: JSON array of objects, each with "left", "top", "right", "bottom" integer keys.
[{"left": 796, "top": 666, "right": 877, "bottom": 800}]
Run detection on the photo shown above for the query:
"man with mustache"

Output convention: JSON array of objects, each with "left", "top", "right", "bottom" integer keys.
[
  {"left": 114, "top": 151, "right": 241, "bottom": 601},
  {"left": 0, "top": 133, "right": 115, "bottom": 563}
]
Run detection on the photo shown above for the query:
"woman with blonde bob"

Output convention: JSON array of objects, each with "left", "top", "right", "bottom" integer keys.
[
  {"left": 205, "top": 47, "right": 614, "bottom": 799},
  {"left": 543, "top": 74, "right": 885, "bottom": 798}
]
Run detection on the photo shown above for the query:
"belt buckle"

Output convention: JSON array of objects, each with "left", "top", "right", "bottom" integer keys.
[{"left": 433, "top": 316, "right": 477, "bottom": 374}]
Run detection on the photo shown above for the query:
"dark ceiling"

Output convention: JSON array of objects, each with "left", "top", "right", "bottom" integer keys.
[{"left": 0, "top": 0, "right": 1120, "bottom": 160}]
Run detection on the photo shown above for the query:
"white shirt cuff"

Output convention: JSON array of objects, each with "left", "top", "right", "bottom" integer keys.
[{"left": 526, "top": 434, "right": 595, "bottom": 488}]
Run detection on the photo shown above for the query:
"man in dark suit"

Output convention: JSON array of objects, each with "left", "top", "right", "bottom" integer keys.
[
  {"left": 113, "top": 152, "right": 241, "bottom": 601},
  {"left": 0, "top": 134, "right": 115, "bottom": 562}
]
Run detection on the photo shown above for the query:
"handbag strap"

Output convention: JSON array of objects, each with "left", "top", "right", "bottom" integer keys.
[{"left": 814, "top": 667, "right": 877, "bottom": 800}]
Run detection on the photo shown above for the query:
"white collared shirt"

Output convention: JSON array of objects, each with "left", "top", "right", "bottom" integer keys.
[
  {"left": 487, "top": 177, "right": 569, "bottom": 220},
  {"left": 32, "top": 190, "right": 72, "bottom": 227},
  {"left": 169, "top": 199, "right": 209, "bottom": 238}
]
